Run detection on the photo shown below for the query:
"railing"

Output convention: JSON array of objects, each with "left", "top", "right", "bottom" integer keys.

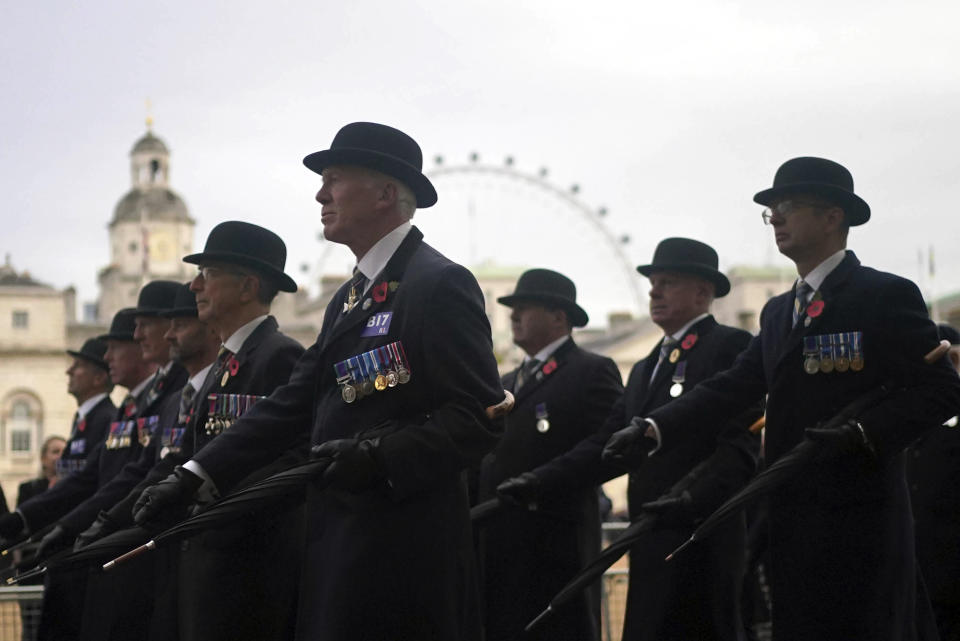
[{"left": 0, "top": 586, "right": 43, "bottom": 641}]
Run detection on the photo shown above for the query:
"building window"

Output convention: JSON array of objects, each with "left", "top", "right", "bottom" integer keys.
[
  {"left": 129, "top": 242, "right": 139, "bottom": 254},
  {"left": 12, "top": 310, "right": 28, "bottom": 328},
  {"left": 3, "top": 393, "right": 41, "bottom": 457}
]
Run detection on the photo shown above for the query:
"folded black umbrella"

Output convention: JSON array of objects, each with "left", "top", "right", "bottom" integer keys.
[
  {"left": 664, "top": 383, "right": 893, "bottom": 562},
  {"left": 103, "top": 458, "right": 332, "bottom": 570}
]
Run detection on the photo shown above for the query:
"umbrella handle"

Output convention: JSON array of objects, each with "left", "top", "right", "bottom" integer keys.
[
  {"left": 486, "top": 391, "right": 515, "bottom": 420},
  {"left": 925, "top": 340, "right": 950, "bottom": 364},
  {"left": 102, "top": 540, "right": 156, "bottom": 571}
]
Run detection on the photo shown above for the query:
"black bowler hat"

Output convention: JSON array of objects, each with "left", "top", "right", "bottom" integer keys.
[
  {"left": 98, "top": 308, "right": 138, "bottom": 342},
  {"left": 66, "top": 338, "right": 109, "bottom": 371},
  {"left": 183, "top": 221, "right": 298, "bottom": 293},
  {"left": 133, "top": 280, "right": 181, "bottom": 316},
  {"left": 753, "top": 156, "right": 871, "bottom": 226},
  {"left": 497, "top": 269, "right": 589, "bottom": 327},
  {"left": 303, "top": 122, "right": 437, "bottom": 208},
  {"left": 160, "top": 282, "right": 198, "bottom": 318},
  {"left": 637, "top": 238, "right": 731, "bottom": 298}
]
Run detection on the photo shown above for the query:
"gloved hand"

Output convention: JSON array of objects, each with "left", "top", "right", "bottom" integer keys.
[
  {"left": 133, "top": 466, "right": 203, "bottom": 526},
  {"left": 496, "top": 472, "right": 542, "bottom": 507},
  {"left": 602, "top": 417, "right": 657, "bottom": 469},
  {"left": 0, "top": 512, "right": 25, "bottom": 539},
  {"left": 311, "top": 438, "right": 384, "bottom": 492},
  {"left": 74, "top": 510, "right": 120, "bottom": 551},
  {"left": 36, "top": 524, "right": 72, "bottom": 560},
  {"left": 805, "top": 419, "right": 874, "bottom": 460},
  {"left": 640, "top": 490, "right": 696, "bottom": 526}
]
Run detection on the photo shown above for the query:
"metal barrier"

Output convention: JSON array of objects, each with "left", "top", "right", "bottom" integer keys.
[{"left": 0, "top": 586, "right": 43, "bottom": 641}]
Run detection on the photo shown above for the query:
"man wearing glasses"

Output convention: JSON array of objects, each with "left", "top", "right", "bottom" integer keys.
[{"left": 604, "top": 157, "right": 960, "bottom": 640}]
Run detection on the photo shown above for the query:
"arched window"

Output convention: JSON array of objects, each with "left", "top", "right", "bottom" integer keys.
[{"left": 2, "top": 392, "right": 42, "bottom": 457}]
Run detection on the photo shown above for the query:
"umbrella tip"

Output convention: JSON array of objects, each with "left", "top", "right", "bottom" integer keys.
[
  {"left": 525, "top": 606, "right": 553, "bottom": 632},
  {"left": 665, "top": 536, "right": 695, "bottom": 562},
  {"left": 102, "top": 560, "right": 115, "bottom": 572}
]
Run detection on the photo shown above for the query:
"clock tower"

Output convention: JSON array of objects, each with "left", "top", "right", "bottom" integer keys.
[{"left": 97, "top": 123, "right": 196, "bottom": 321}]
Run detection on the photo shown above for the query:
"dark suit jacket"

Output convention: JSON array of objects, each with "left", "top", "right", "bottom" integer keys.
[
  {"left": 18, "top": 365, "right": 186, "bottom": 533},
  {"left": 648, "top": 252, "right": 960, "bottom": 641},
  {"left": 59, "top": 395, "right": 116, "bottom": 473},
  {"left": 477, "top": 338, "right": 622, "bottom": 641},
  {"left": 194, "top": 227, "right": 504, "bottom": 641},
  {"left": 80, "top": 317, "right": 305, "bottom": 641}
]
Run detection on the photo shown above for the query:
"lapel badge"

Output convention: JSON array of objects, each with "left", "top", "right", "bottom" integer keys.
[
  {"left": 542, "top": 358, "right": 558, "bottom": 375},
  {"left": 372, "top": 281, "right": 389, "bottom": 303},
  {"left": 362, "top": 298, "right": 372, "bottom": 310},
  {"left": 681, "top": 333, "right": 698, "bottom": 350},
  {"left": 669, "top": 348, "right": 680, "bottom": 364}
]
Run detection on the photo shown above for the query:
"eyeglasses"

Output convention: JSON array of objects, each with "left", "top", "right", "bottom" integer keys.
[
  {"left": 197, "top": 266, "right": 248, "bottom": 280},
  {"left": 760, "top": 200, "right": 830, "bottom": 225}
]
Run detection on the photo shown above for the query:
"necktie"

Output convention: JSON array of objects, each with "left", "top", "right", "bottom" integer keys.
[
  {"left": 343, "top": 269, "right": 368, "bottom": 314},
  {"left": 514, "top": 358, "right": 541, "bottom": 392},
  {"left": 793, "top": 280, "right": 813, "bottom": 327},
  {"left": 650, "top": 337, "right": 677, "bottom": 382},
  {"left": 122, "top": 394, "right": 137, "bottom": 418},
  {"left": 70, "top": 412, "right": 81, "bottom": 437},
  {"left": 212, "top": 346, "right": 234, "bottom": 385},
  {"left": 178, "top": 382, "right": 197, "bottom": 424}
]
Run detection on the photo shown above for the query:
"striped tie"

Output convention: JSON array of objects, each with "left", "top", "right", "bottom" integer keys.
[{"left": 793, "top": 280, "right": 813, "bottom": 327}]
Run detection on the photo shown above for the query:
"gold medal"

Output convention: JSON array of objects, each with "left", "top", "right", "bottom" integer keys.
[
  {"left": 835, "top": 356, "right": 850, "bottom": 372},
  {"left": 804, "top": 357, "right": 820, "bottom": 374},
  {"left": 819, "top": 357, "right": 834, "bottom": 374},
  {"left": 669, "top": 382, "right": 683, "bottom": 397},
  {"left": 536, "top": 418, "right": 550, "bottom": 433},
  {"left": 374, "top": 374, "right": 388, "bottom": 391},
  {"left": 221, "top": 371, "right": 230, "bottom": 387},
  {"left": 669, "top": 348, "right": 680, "bottom": 364},
  {"left": 850, "top": 356, "right": 864, "bottom": 371}
]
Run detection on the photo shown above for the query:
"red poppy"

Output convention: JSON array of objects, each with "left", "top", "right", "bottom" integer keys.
[
  {"left": 372, "top": 281, "right": 389, "bottom": 303},
  {"left": 681, "top": 333, "right": 698, "bottom": 350},
  {"left": 227, "top": 357, "right": 240, "bottom": 376},
  {"left": 807, "top": 300, "right": 824, "bottom": 318},
  {"left": 542, "top": 359, "right": 557, "bottom": 375},
  {"left": 77, "top": 419, "right": 86, "bottom": 433}
]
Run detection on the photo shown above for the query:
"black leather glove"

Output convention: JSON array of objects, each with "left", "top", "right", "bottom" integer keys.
[
  {"left": 640, "top": 490, "right": 696, "bottom": 526},
  {"left": 311, "top": 438, "right": 384, "bottom": 492},
  {"left": 602, "top": 417, "right": 657, "bottom": 469},
  {"left": 133, "top": 466, "right": 203, "bottom": 526},
  {"left": 74, "top": 510, "right": 120, "bottom": 551},
  {"left": 805, "top": 419, "right": 874, "bottom": 460},
  {"left": 36, "top": 524, "right": 72, "bottom": 560},
  {"left": 496, "top": 472, "right": 542, "bottom": 507},
  {"left": 0, "top": 512, "right": 25, "bottom": 539}
]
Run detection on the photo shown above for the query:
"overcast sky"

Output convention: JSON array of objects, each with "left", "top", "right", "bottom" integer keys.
[{"left": 3, "top": 0, "right": 959, "bottom": 325}]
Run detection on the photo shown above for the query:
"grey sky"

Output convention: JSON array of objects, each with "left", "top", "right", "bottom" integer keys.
[{"left": 3, "top": 0, "right": 959, "bottom": 324}]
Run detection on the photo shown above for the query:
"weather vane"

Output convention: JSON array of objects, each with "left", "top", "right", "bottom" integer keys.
[{"left": 145, "top": 98, "right": 153, "bottom": 130}]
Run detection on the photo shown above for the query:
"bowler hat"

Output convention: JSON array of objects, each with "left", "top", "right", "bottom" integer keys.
[
  {"left": 132, "top": 281, "right": 181, "bottom": 316},
  {"left": 497, "top": 269, "right": 589, "bottom": 327},
  {"left": 66, "top": 338, "right": 109, "bottom": 371},
  {"left": 183, "top": 221, "right": 298, "bottom": 293},
  {"left": 98, "top": 308, "right": 138, "bottom": 342},
  {"left": 753, "top": 157, "right": 871, "bottom": 226},
  {"left": 637, "top": 238, "right": 731, "bottom": 297},
  {"left": 303, "top": 122, "right": 437, "bottom": 208},
  {"left": 160, "top": 282, "right": 198, "bottom": 318}
]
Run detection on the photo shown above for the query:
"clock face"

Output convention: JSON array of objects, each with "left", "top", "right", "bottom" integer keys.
[{"left": 148, "top": 231, "right": 175, "bottom": 263}]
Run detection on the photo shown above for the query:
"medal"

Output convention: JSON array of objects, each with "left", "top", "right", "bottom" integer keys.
[
  {"left": 818, "top": 335, "right": 834, "bottom": 373},
  {"left": 835, "top": 333, "right": 850, "bottom": 372},
  {"left": 850, "top": 331, "right": 864, "bottom": 371},
  {"left": 669, "top": 348, "right": 680, "bottom": 364},
  {"left": 535, "top": 403, "right": 550, "bottom": 433},
  {"left": 670, "top": 361, "right": 687, "bottom": 397},
  {"left": 394, "top": 342, "right": 411, "bottom": 384},
  {"left": 802, "top": 337, "right": 819, "bottom": 374},
  {"left": 341, "top": 384, "right": 357, "bottom": 403},
  {"left": 221, "top": 370, "right": 230, "bottom": 387},
  {"left": 370, "top": 350, "right": 387, "bottom": 391},
  {"left": 362, "top": 298, "right": 372, "bottom": 311},
  {"left": 380, "top": 347, "right": 399, "bottom": 387}
]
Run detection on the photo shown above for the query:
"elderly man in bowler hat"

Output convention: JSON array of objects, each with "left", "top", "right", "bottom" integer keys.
[
  {"left": 60, "top": 338, "right": 115, "bottom": 479},
  {"left": 500, "top": 240, "right": 761, "bottom": 640},
  {"left": 475, "top": 268, "right": 622, "bottom": 641},
  {"left": 604, "top": 158, "right": 960, "bottom": 640},
  {"left": 134, "top": 122, "right": 505, "bottom": 641}
]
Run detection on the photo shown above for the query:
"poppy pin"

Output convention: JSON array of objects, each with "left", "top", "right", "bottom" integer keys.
[
  {"left": 807, "top": 300, "right": 824, "bottom": 318},
  {"left": 542, "top": 359, "right": 558, "bottom": 375},
  {"left": 77, "top": 418, "right": 86, "bottom": 433},
  {"left": 372, "top": 281, "right": 389, "bottom": 303},
  {"left": 227, "top": 357, "right": 240, "bottom": 377},
  {"left": 681, "top": 333, "right": 698, "bottom": 350}
]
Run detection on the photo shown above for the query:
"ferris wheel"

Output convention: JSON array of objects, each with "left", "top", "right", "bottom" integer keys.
[{"left": 420, "top": 154, "right": 645, "bottom": 323}]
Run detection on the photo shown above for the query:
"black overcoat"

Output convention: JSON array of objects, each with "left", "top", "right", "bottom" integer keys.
[
  {"left": 193, "top": 228, "right": 504, "bottom": 641},
  {"left": 58, "top": 394, "right": 116, "bottom": 477},
  {"left": 477, "top": 338, "right": 622, "bottom": 641},
  {"left": 648, "top": 252, "right": 960, "bottom": 641}
]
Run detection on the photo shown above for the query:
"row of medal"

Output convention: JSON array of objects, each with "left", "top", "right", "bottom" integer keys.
[
  {"left": 56, "top": 458, "right": 86, "bottom": 477},
  {"left": 204, "top": 393, "right": 266, "bottom": 436},
  {"left": 334, "top": 341, "right": 411, "bottom": 404},
  {"left": 803, "top": 331, "right": 864, "bottom": 374},
  {"left": 105, "top": 415, "right": 160, "bottom": 449}
]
